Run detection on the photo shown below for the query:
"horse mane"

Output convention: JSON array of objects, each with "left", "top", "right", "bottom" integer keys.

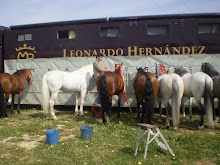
[
  {"left": 137, "top": 67, "right": 145, "bottom": 74},
  {"left": 202, "top": 63, "right": 219, "bottom": 77},
  {"left": 174, "top": 67, "right": 188, "bottom": 77},
  {"left": 79, "top": 64, "right": 93, "bottom": 70},
  {"left": 13, "top": 69, "right": 29, "bottom": 75}
]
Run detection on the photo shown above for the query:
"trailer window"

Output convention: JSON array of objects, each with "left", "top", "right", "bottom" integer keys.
[
  {"left": 57, "top": 30, "right": 76, "bottom": 39},
  {"left": 198, "top": 23, "right": 220, "bottom": 34},
  {"left": 17, "top": 34, "right": 32, "bottom": 41},
  {"left": 101, "top": 27, "right": 120, "bottom": 38},
  {"left": 147, "top": 25, "right": 169, "bottom": 35}
]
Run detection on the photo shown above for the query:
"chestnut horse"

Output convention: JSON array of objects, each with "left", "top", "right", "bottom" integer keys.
[
  {"left": 0, "top": 69, "right": 32, "bottom": 115},
  {"left": 133, "top": 67, "right": 158, "bottom": 124},
  {"left": 96, "top": 63, "right": 124, "bottom": 124}
]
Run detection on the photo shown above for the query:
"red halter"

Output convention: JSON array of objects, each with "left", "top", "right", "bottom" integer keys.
[{"left": 159, "top": 64, "right": 169, "bottom": 75}]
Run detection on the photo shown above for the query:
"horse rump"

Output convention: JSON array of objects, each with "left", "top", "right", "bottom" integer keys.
[{"left": 99, "top": 75, "right": 111, "bottom": 124}]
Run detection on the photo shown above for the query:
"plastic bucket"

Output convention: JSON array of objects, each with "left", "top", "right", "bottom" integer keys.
[
  {"left": 45, "top": 130, "right": 59, "bottom": 145},
  {"left": 80, "top": 126, "right": 94, "bottom": 140}
]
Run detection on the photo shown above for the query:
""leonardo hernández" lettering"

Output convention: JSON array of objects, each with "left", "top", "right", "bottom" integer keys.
[{"left": 63, "top": 45, "right": 206, "bottom": 57}]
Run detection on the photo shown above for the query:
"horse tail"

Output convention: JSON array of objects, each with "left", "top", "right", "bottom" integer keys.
[
  {"left": 171, "top": 78, "right": 182, "bottom": 129},
  {"left": 142, "top": 73, "right": 155, "bottom": 124},
  {"left": 204, "top": 76, "right": 214, "bottom": 128},
  {"left": 99, "top": 75, "right": 111, "bottom": 119},
  {"left": 41, "top": 74, "right": 50, "bottom": 115},
  {"left": 0, "top": 83, "right": 6, "bottom": 117}
]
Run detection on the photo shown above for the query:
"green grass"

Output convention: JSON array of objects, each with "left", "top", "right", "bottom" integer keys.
[{"left": 0, "top": 107, "right": 219, "bottom": 165}]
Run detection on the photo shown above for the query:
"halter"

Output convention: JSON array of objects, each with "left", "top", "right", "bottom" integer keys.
[
  {"left": 159, "top": 64, "right": 169, "bottom": 75},
  {"left": 115, "top": 64, "right": 122, "bottom": 72}
]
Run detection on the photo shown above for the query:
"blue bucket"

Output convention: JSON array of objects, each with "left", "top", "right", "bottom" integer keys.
[
  {"left": 45, "top": 130, "right": 59, "bottom": 145},
  {"left": 80, "top": 126, "right": 94, "bottom": 140}
]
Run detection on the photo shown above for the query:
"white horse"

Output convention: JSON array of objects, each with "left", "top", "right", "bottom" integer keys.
[
  {"left": 174, "top": 67, "right": 214, "bottom": 129},
  {"left": 41, "top": 64, "right": 94, "bottom": 120},
  {"left": 157, "top": 73, "right": 184, "bottom": 130}
]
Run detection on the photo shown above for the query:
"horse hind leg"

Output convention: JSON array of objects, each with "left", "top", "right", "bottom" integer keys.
[
  {"left": 3, "top": 93, "right": 10, "bottom": 117},
  {"left": 75, "top": 93, "right": 79, "bottom": 115},
  {"left": 11, "top": 94, "right": 15, "bottom": 114},
  {"left": 17, "top": 96, "right": 21, "bottom": 115},
  {"left": 49, "top": 93, "right": 58, "bottom": 120},
  {"left": 17, "top": 92, "right": 24, "bottom": 115},
  {"left": 136, "top": 101, "right": 141, "bottom": 119},
  {"left": 117, "top": 93, "right": 123, "bottom": 118},
  {"left": 165, "top": 101, "right": 171, "bottom": 129},
  {"left": 158, "top": 101, "right": 162, "bottom": 122},
  {"left": 181, "top": 97, "right": 186, "bottom": 121},
  {"left": 197, "top": 100, "right": 205, "bottom": 129},
  {"left": 212, "top": 97, "right": 215, "bottom": 121},
  {"left": 102, "top": 111, "right": 107, "bottom": 124},
  {"left": 189, "top": 97, "right": 193, "bottom": 122},
  {"left": 218, "top": 98, "right": 220, "bottom": 123},
  {"left": 79, "top": 90, "right": 86, "bottom": 116}
]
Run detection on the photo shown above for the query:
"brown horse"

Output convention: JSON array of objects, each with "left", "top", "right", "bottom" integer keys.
[
  {"left": 0, "top": 69, "right": 32, "bottom": 115},
  {"left": 96, "top": 63, "right": 124, "bottom": 124},
  {"left": 133, "top": 67, "right": 158, "bottom": 124}
]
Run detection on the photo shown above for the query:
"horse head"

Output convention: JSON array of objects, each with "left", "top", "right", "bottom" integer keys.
[
  {"left": 114, "top": 62, "right": 123, "bottom": 73},
  {"left": 201, "top": 62, "right": 209, "bottom": 72},
  {"left": 201, "top": 62, "right": 219, "bottom": 77},
  {"left": 174, "top": 66, "right": 188, "bottom": 77},
  {"left": 136, "top": 67, "right": 146, "bottom": 74},
  {"left": 26, "top": 68, "right": 33, "bottom": 85}
]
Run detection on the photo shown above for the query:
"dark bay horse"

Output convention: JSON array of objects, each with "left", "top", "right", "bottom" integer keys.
[
  {"left": 0, "top": 69, "right": 32, "bottom": 115},
  {"left": 96, "top": 63, "right": 124, "bottom": 124},
  {"left": 133, "top": 67, "right": 158, "bottom": 124},
  {"left": 201, "top": 62, "right": 220, "bottom": 123}
]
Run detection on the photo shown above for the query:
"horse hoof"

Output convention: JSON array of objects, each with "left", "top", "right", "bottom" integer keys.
[
  {"left": 181, "top": 118, "right": 185, "bottom": 121},
  {"left": 198, "top": 125, "right": 204, "bottom": 129},
  {"left": 166, "top": 125, "right": 170, "bottom": 129},
  {"left": 52, "top": 117, "right": 58, "bottom": 120},
  {"left": 173, "top": 127, "right": 178, "bottom": 130},
  {"left": 79, "top": 113, "right": 84, "bottom": 116},
  {"left": 218, "top": 120, "right": 220, "bottom": 123}
]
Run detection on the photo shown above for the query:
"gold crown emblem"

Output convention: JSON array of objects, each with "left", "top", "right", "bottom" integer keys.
[{"left": 16, "top": 44, "right": 35, "bottom": 51}]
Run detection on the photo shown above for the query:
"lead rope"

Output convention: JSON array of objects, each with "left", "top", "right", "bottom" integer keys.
[{"left": 115, "top": 65, "right": 132, "bottom": 113}]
